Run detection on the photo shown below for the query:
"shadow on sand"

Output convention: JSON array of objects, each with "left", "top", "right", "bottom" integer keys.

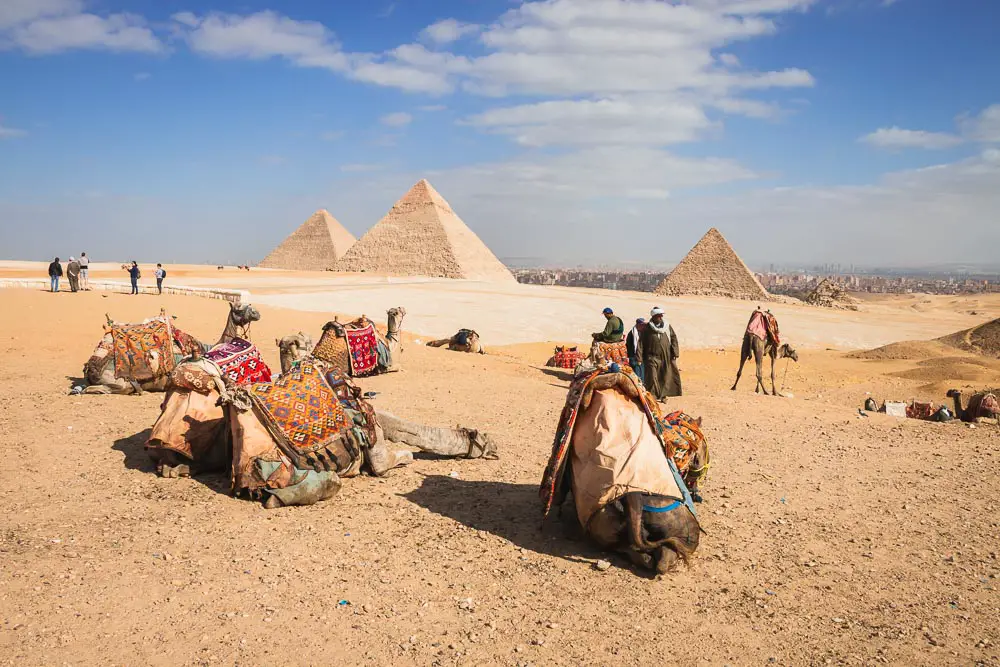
[
  {"left": 111, "top": 427, "right": 231, "bottom": 496},
  {"left": 537, "top": 367, "right": 574, "bottom": 383},
  {"left": 402, "top": 474, "right": 608, "bottom": 565}
]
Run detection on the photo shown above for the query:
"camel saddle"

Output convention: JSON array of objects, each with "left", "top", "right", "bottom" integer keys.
[{"left": 746, "top": 310, "right": 780, "bottom": 345}]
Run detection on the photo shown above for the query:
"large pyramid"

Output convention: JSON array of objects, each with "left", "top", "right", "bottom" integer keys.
[
  {"left": 259, "top": 210, "right": 356, "bottom": 270},
  {"left": 655, "top": 228, "right": 771, "bottom": 301},
  {"left": 333, "top": 179, "right": 514, "bottom": 282}
]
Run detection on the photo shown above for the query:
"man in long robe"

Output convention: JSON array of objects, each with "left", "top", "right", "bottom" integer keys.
[
  {"left": 592, "top": 307, "right": 624, "bottom": 343},
  {"left": 66, "top": 257, "right": 81, "bottom": 292},
  {"left": 641, "top": 307, "right": 681, "bottom": 399}
]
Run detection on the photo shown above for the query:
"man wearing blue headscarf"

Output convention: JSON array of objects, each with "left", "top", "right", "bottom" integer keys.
[{"left": 592, "top": 307, "right": 624, "bottom": 344}]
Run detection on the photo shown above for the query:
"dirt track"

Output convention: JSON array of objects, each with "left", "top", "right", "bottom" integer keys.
[{"left": 1, "top": 288, "right": 998, "bottom": 666}]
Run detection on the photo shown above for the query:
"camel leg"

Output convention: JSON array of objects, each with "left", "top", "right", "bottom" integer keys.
[
  {"left": 425, "top": 339, "right": 451, "bottom": 348},
  {"left": 374, "top": 409, "right": 497, "bottom": 459},
  {"left": 754, "top": 349, "right": 769, "bottom": 395},
  {"left": 770, "top": 353, "right": 780, "bottom": 397},
  {"left": 731, "top": 355, "right": 748, "bottom": 391}
]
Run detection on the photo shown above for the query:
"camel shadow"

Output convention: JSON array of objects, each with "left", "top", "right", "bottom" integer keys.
[
  {"left": 401, "top": 475, "right": 605, "bottom": 565},
  {"left": 111, "top": 427, "right": 230, "bottom": 496},
  {"left": 538, "top": 367, "right": 574, "bottom": 382}
]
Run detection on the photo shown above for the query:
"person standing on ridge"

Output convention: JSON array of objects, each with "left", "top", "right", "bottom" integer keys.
[
  {"left": 66, "top": 256, "right": 81, "bottom": 292},
  {"left": 154, "top": 264, "right": 166, "bottom": 295},
  {"left": 126, "top": 261, "right": 140, "bottom": 295},
  {"left": 79, "top": 252, "right": 90, "bottom": 290},
  {"left": 48, "top": 257, "right": 63, "bottom": 293}
]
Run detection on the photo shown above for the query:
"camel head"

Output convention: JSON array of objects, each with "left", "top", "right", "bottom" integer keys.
[
  {"left": 778, "top": 344, "right": 798, "bottom": 362},
  {"left": 945, "top": 388, "right": 962, "bottom": 399},
  {"left": 229, "top": 302, "right": 261, "bottom": 328},
  {"left": 386, "top": 307, "right": 406, "bottom": 335}
]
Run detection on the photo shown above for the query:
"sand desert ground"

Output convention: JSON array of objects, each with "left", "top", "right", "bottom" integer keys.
[{"left": 1, "top": 263, "right": 999, "bottom": 666}]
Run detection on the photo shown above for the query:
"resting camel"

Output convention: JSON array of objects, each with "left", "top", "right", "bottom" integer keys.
[
  {"left": 82, "top": 302, "right": 260, "bottom": 395},
  {"left": 427, "top": 329, "right": 485, "bottom": 354},
  {"left": 150, "top": 358, "right": 497, "bottom": 500},
  {"left": 276, "top": 332, "right": 313, "bottom": 374},
  {"left": 946, "top": 389, "right": 999, "bottom": 422},
  {"left": 307, "top": 307, "right": 406, "bottom": 376},
  {"left": 730, "top": 310, "right": 798, "bottom": 396},
  {"left": 543, "top": 371, "right": 705, "bottom": 575}
]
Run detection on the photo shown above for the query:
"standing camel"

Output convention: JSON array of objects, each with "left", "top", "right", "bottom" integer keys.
[{"left": 730, "top": 310, "right": 798, "bottom": 396}]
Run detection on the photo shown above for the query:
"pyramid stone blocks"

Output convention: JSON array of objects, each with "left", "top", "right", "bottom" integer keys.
[
  {"left": 334, "top": 179, "right": 514, "bottom": 282},
  {"left": 655, "top": 228, "right": 771, "bottom": 301},
  {"left": 259, "top": 210, "right": 356, "bottom": 270}
]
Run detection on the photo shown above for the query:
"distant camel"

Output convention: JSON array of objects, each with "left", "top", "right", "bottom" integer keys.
[
  {"left": 427, "top": 329, "right": 485, "bottom": 354},
  {"left": 731, "top": 310, "right": 798, "bottom": 396},
  {"left": 946, "top": 389, "right": 999, "bottom": 422}
]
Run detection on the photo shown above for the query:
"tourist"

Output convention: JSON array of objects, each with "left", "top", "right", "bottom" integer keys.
[
  {"left": 47, "top": 257, "right": 63, "bottom": 293},
  {"left": 641, "top": 306, "right": 681, "bottom": 399},
  {"left": 66, "top": 256, "right": 81, "bottom": 292},
  {"left": 79, "top": 252, "right": 89, "bottom": 290},
  {"left": 592, "top": 307, "right": 625, "bottom": 343},
  {"left": 126, "top": 261, "right": 140, "bottom": 295},
  {"left": 154, "top": 263, "right": 166, "bottom": 295},
  {"left": 626, "top": 317, "right": 646, "bottom": 382}
]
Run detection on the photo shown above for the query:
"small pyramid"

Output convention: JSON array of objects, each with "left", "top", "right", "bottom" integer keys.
[
  {"left": 333, "top": 179, "right": 514, "bottom": 282},
  {"left": 655, "top": 228, "right": 771, "bottom": 301},
  {"left": 259, "top": 210, "right": 356, "bottom": 270}
]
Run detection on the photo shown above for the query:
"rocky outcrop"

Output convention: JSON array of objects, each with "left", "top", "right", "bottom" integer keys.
[{"left": 805, "top": 279, "right": 859, "bottom": 311}]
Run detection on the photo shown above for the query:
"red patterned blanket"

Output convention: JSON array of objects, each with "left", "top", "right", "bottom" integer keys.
[
  {"left": 345, "top": 323, "right": 378, "bottom": 377},
  {"left": 205, "top": 338, "right": 272, "bottom": 386},
  {"left": 594, "top": 341, "right": 630, "bottom": 367},
  {"left": 549, "top": 347, "right": 586, "bottom": 369}
]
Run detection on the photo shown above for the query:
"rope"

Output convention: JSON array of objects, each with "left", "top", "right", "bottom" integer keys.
[{"left": 779, "top": 357, "right": 790, "bottom": 393}]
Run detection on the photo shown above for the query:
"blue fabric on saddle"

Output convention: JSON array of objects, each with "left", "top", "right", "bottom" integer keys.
[{"left": 455, "top": 330, "right": 472, "bottom": 347}]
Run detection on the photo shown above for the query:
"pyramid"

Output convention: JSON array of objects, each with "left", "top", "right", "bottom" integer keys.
[
  {"left": 259, "top": 210, "right": 356, "bottom": 270},
  {"left": 333, "top": 179, "right": 514, "bottom": 282},
  {"left": 654, "top": 228, "right": 771, "bottom": 301}
]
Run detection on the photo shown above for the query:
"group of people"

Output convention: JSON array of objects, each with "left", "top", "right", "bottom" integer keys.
[
  {"left": 593, "top": 306, "right": 681, "bottom": 400},
  {"left": 46, "top": 256, "right": 168, "bottom": 294},
  {"left": 47, "top": 254, "right": 90, "bottom": 293}
]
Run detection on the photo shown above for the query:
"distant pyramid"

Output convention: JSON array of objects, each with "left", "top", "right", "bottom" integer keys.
[
  {"left": 259, "top": 210, "right": 356, "bottom": 270},
  {"left": 654, "top": 228, "right": 771, "bottom": 301},
  {"left": 334, "top": 179, "right": 514, "bottom": 282}
]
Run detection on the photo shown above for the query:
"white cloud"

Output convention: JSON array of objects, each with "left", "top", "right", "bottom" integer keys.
[
  {"left": 0, "top": 123, "right": 27, "bottom": 139},
  {"left": 419, "top": 105, "right": 447, "bottom": 112},
  {"left": 380, "top": 111, "right": 412, "bottom": 127},
  {"left": 1, "top": 1, "right": 162, "bottom": 54},
  {"left": 959, "top": 104, "right": 1000, "bottom": 144},
  {"left": 861, "top": 126, "right": 963, "bottom": 150},
  {"left": 421, "top": 19, "right": 480, "bottom": 44}
]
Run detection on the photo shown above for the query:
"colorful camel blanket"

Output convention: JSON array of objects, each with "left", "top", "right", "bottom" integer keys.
[
  {"left": 345, "top": 322, "right": 379, "bottom": 377},
  {"left": 594, "top": 341, "right": 630, "bottom": 366},
  {"left": 172, "top": 327, "right": 205, "bottom": 358},
  {"left": 660, "top": 411, "right": 708, "bottom": 480},
  {"left": 541, "top": 368, "right": 686, "bottom": 519},
  {"left": 548, "top": 347, "right": 585, "bottom": 369},
  {"left": 205, "top": 338, "right": 271, "bottom": 386},
  {"left": 969, "top": 392, "right": 999, "bottom": 420},
  {"left": 244, "top": 361, "right": 373, "bottom": 474},
  {"left": 112, "top": 318, "right": 176, "bottom": 381},
  {"left": 747, "top": 310, "right": 781, "bottom": 345}
]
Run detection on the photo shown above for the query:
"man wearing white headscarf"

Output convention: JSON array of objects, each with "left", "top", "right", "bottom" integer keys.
[{"left": 640, "top": 306, "right": 681, "bottom": 399}]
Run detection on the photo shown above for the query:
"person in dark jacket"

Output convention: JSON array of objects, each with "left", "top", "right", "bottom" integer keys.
[
  {"left": 48, "top": 257, "right": 63, "bottom": 292},
  {"left": 641, "top": 306, "right": 681, "bottom": 399},
  {"left": 626, "top": 317, "right": 646, "bottom": 382},
  {"left": 126, "top": 261, "right": 140, "bottom": 295}
]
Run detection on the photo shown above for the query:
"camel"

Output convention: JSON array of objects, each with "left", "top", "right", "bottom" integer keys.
[
  {"left": 276, "top": 332, "right": 313, "bottom": 374},
  {"left": 82, "top": 302, "right": 260, "bottom": 395},
  {"left": 216, "top": 359, "right": 496, "bottom": 507},
  {"left": 546, "top": 345, "right": 585, "bottom": 369},
  {"left": 542, "top": 371, "right": 705, "bottom": 575},
  {"left": 426, "top": 329, "right": 485, "bottom": 354},
  {"left": 311, "top": 307, "right": 406, "bottom": 376},
  {"left": 730, "top": 309, "right": 798, "bottom": 396},
  {"left": 946, "top": 389, "right": 999, "bottom": 422}
]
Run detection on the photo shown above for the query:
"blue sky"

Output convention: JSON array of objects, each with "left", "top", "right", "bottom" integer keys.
[{"left": 1, "top": 0, "right": 998, "bottom": 269}]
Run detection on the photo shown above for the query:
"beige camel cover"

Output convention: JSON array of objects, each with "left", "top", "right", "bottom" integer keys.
[
  {"left": 260, "top": 210, "right": 356, "bottom": 270},
  {"left": 655, "top": 228, "right": 771, "bottom": 301},
  {"left": 333, "top": 179, "right": 514, "bottom": 282},
  {"left": 569, "top": 389, "right": 681, "bottom": 527}
]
